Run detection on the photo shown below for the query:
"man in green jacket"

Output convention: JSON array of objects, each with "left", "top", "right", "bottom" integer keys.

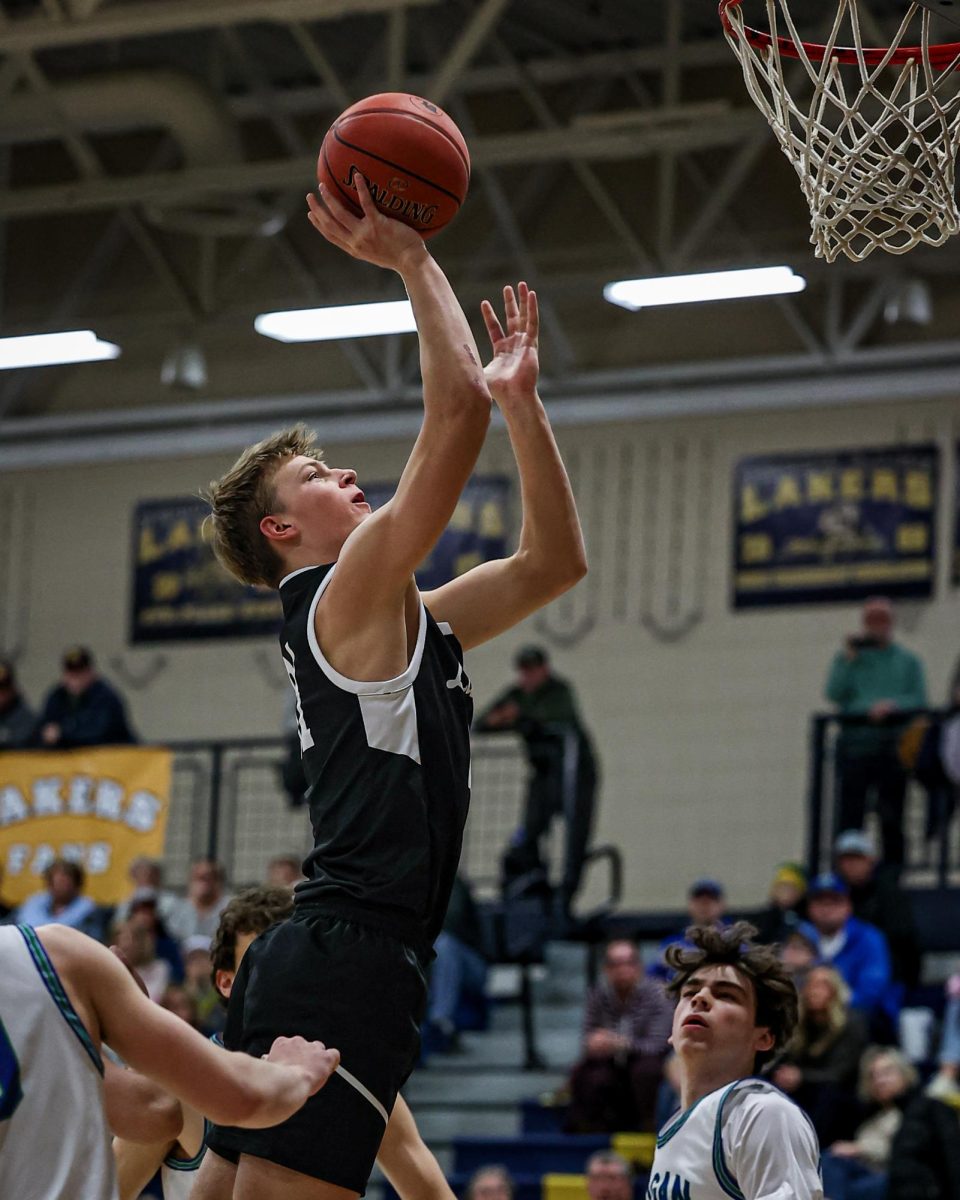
[
  {"left": 825, "top": 596, "right": 927, "bottom": 866},
  {"left": 476, "top": 645, "right": 598, "bottom": 922}
]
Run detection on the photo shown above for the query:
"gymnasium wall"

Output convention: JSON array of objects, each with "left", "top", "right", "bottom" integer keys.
[{"left": 2, "top": 392, "right": 957, "bottom": 909}]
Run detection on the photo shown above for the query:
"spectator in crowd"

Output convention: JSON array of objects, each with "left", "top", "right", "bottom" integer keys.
[
  {"left": 427, "top": 874, "right": 489, "bottom": 1053},
  {"left": 114, "top": 856, "right": 189, "bottom": 933},
  {"left": 38, "top": 646, "right": 137, "bottom": 748},
  {"left": 648, "top": 879, "right": 728, "bottom": 982},
  {"left": 821, "top": 1048, "right": 919, "bottom": 1200},
  {"left": 465, "top": 1166, "right": 514, "bottom": 1200},
  {"left": 15, "top": 858, "right": 103, "bottom": 938},
  {"left": 476, "top": 645, "right": 599, "bottom": 924},
  {"left": 928, "top": 973, "right": 960, "bottom": 1103},
  {"left": 113, "top": 918, "right": 171, "bottom": 1002},
  {"left": 0, "top": 866, "right": 14, "bottom": 922},
  {"left": 126, "top": 888, "right": 184, "bottom": 982},
  {"left": 805, "top": 872, "right": 898, "bottom": 1034},
  {"left": 584, "top": 1151, "right": 633, "bottom": 1200},
  {"left": 825, "top": 596, "right": 927, "bottom": 865},
  {"left": 834, "top": 828, "right": 921, "bottom": 989},
  {"left": 773, "top": 966, "right": 868, "bottom": 1147},
  {"left": 265, "top": 853, "right": 304, "bottom": 889},
  {"left": 886, "top": 1091, "right": 960, "bottom": 1200},
  {"left": 780, "top": 926, "right": 820, "bottom": 988},
  {"left": 161, "top": 984, "right": 201, "bottom": 1030},
  {"left": 0, "top": 659, "right": 36, "bottom": 749},
  {"left": 752, "top": 862, "right": 808, "bottom": 946},
  {"left": 181, "top": 934, "right": 223, "bottom": 1036},
  {"left": 168, "top": 857, "right": 232, "bottom": 943},
  {"left": 566, "top": 938, "right": 673, "bottom": 1133}
]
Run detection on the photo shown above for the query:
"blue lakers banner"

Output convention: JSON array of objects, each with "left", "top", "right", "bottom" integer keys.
[
  {"left": 734, "top": 446, "right": 938, "bottom": 609},
  {"left": 131, "top": 497, "right": 282, "bottom": 642},
  {"left": 131, "top": 478, "right": 512, "bottom": 641},
  {"left": 361, "top": 475, "right": 511, "bottom": 591}
]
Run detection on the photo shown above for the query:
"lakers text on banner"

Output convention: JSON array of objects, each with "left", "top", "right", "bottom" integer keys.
[
  {"left": 0, "top": 746, "right": 172, "bottom": 905},
  {"left": 132, "top": 497, "right": 282, "bottom": 642},
  {"left": 734, "top": 445, "right": 938, "bottom": 609}
]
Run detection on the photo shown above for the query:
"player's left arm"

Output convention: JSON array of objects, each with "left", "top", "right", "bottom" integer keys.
[
  {"left": 421, "top": 283, "right": 586, "bottom": 650},
  {"left": 725, "top": 1091, "right": 824, "bottom": 1200},
  {"left": 377, "top": 1094, "right": 456, "bottom": 1200},
  {"left": 104, "top": 1059, "right": 183, "bottom": 1144}
]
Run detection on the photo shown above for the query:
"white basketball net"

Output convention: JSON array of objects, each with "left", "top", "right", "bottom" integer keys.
[{"left": 722, "top": 1, "right": 960, "bottom": 261}]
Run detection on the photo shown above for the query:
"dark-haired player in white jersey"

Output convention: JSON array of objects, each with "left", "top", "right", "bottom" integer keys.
[
  {"left": 650, "top": 922, "right": 822, "bottom": 1200},
  {"left": 199, "top": 175, "right": 585, "bottom": 1200},
  {"left": 113, "top": 887, "right": 456, "bottom": 1200},
  {"left": 0, "top": 922, "right": 338, "bottom": 1200}
]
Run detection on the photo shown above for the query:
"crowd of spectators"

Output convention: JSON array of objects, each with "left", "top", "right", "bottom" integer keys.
[{"left": 0, "top": 646, "right": 137, "bottom": 750}]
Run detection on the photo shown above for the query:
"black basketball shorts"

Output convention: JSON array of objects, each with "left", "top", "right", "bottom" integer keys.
[{"left": 206, "top": 906, "right": 428, "bottom": 1194}]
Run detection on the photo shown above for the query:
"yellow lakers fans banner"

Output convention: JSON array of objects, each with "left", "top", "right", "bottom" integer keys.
[{"left": 0, "top": 746, "right": 172, "bottom": 906}]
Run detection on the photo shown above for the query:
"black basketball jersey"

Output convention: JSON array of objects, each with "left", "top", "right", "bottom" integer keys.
[{"left": 278, "top": 562, "right": 473, "bottom": 949}]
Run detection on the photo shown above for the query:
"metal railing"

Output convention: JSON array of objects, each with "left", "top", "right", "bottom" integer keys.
[{"left": 806, "top": 709, "right": 959, "bottom": 887}]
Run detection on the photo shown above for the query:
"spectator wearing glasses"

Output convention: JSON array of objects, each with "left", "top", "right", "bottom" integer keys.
[{"left": 566, "top": 939, "right": 672, "bottom": 1133}]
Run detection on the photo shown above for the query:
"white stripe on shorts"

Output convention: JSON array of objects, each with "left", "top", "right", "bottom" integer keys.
[{"left": 334, "top": 1064, "right": 389, "bottom": 1125}]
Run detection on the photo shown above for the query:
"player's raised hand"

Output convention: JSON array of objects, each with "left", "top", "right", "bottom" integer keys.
[
  {"left": 481, "top": 282, "right": 540, "bottom": 406},
  {"left": 264, "top": 1035, "right": 340, "bottom": 1097},
  {"left": 306, "top": 174, "right": 427, "bottom": 274}
]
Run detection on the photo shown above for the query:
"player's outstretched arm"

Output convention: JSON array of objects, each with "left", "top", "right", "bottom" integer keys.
[
  {"left": 422, "top": 282, "right": 586, "bottom": 649},
  {"left": 39, "top": 926, "right": 339, "bottom": 1129},
  {"left": 306, "top": 178, "right": 491, "bottom": 614},
  {"left": 377, "top": 1094, "right": 456, "bottom": 1200}
]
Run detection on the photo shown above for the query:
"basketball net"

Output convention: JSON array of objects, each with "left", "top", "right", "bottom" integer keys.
[{"left": 720, "top": 1, "right": 960, "bottom": 262}]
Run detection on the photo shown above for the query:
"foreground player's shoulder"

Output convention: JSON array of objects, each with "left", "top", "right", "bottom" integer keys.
[{"left": 721, "top": 1080, "right": 822, "bottom": 1200}]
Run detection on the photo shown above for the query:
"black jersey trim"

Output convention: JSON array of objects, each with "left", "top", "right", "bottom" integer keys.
[{"left": 305, "top": 562, "right": 428, "bottom": 695}]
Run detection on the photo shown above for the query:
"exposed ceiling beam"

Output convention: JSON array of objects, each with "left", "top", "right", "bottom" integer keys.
[
  {"left": 0, "top": 112, "right": 763, "bottom": 220},
  {"left": 0, "top": 0, "right": 438, "bottom": 54},
  {"left": 4, "top": 341, "right": 960, "bottom": 471}
]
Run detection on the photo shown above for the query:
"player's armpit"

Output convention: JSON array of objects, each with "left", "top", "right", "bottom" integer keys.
[
  {"left": 422, "top": 548, "right": 583, "bottom": 652},
  {"left": 377, "top": 1094, "right": 456, "bottom": 1200}
]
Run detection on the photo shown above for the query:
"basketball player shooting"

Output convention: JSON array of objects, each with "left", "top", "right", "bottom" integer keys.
[
  {"left": 198, "top": 173, "right": 586, "bottom": 1200},
  {"left": 650, "top": 923, "right": 822, "bottom": 1200}
]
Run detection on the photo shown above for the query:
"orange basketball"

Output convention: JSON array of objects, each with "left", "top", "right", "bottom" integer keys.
[{"left": 317, "top": 93, "right": 470, "bottom": 239}]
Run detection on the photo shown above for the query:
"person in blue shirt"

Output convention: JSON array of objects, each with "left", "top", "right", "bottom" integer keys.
[
  {"left": 804, "top": 872, "right": 900, "bottom": 1040},
  {"left": 648, "top": 878, "right": 728, "bottom": 982},
  {"left": 825, "top": 596, "right": 927, "bottom": 865},
  {"left": 15, "top": 858, "right": 104, "bottom": 940}
]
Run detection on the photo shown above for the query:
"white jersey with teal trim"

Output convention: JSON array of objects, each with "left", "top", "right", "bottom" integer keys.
[
  {"left": 161, "top": 1118, "right": 213, "bottom": 1200},
  {"left": 0, "top": 925, "right": 118, "bottom": 1200},
  {"left": 648, "top": 1079, "right": 822, "bottom": 1200}
]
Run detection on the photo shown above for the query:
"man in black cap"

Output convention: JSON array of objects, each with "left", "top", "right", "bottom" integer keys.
[
  {"left": 38, "top": 647, "right": 137, "bottom": 748},
  {"left": 475, "top": 645, "right": 598, "bottom": 921},
  {"left": 0, "top": 659, "right": 36, "bottom": 750}
]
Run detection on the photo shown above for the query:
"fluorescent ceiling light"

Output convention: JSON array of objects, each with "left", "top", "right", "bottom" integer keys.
[
  {"left": 255, "top": 301, "right": 417, "bottom": 343},
  {"left": 0, "top": 330, "right": 120, "bottom": 370},
  {"left": 604, "top": 266, "right": 806, "bottom": 310}
]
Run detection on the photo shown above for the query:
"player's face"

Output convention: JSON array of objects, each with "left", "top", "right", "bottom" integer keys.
[
  {"left": 267, "top": 454, "right": 371, "bottom": 549},
  {"left": 670, "top": 964, "right": 773, "bottom": 1065},
  {"left": 215, "top": 930, "right": 259, "bottom": 1001}
]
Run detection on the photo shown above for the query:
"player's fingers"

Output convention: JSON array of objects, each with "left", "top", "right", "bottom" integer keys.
[
  {"left": 307, "top": 207, "right": 351, "bottom": 251},
  {"left": 503, "top": 285, "right": 519, "bottom": 333},
  {"left": 517, "top": 280, "right": 528, "bottom": 325},
  {"left": 317, "top": 182, "right": 361, "bottom": 234},
  {"left": 481, "top": 299, "right": 506, "bottom": 345},
  {"left": 352, "top": 172, "right": 379, "bottom": 221},
  {"left": 526, "top": 288, "right": 539, "bottom": 344}
]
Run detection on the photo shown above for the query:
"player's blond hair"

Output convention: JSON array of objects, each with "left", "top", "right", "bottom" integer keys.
[{"left": 205, "top": 424, "right": 321, "bottom": 588}]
